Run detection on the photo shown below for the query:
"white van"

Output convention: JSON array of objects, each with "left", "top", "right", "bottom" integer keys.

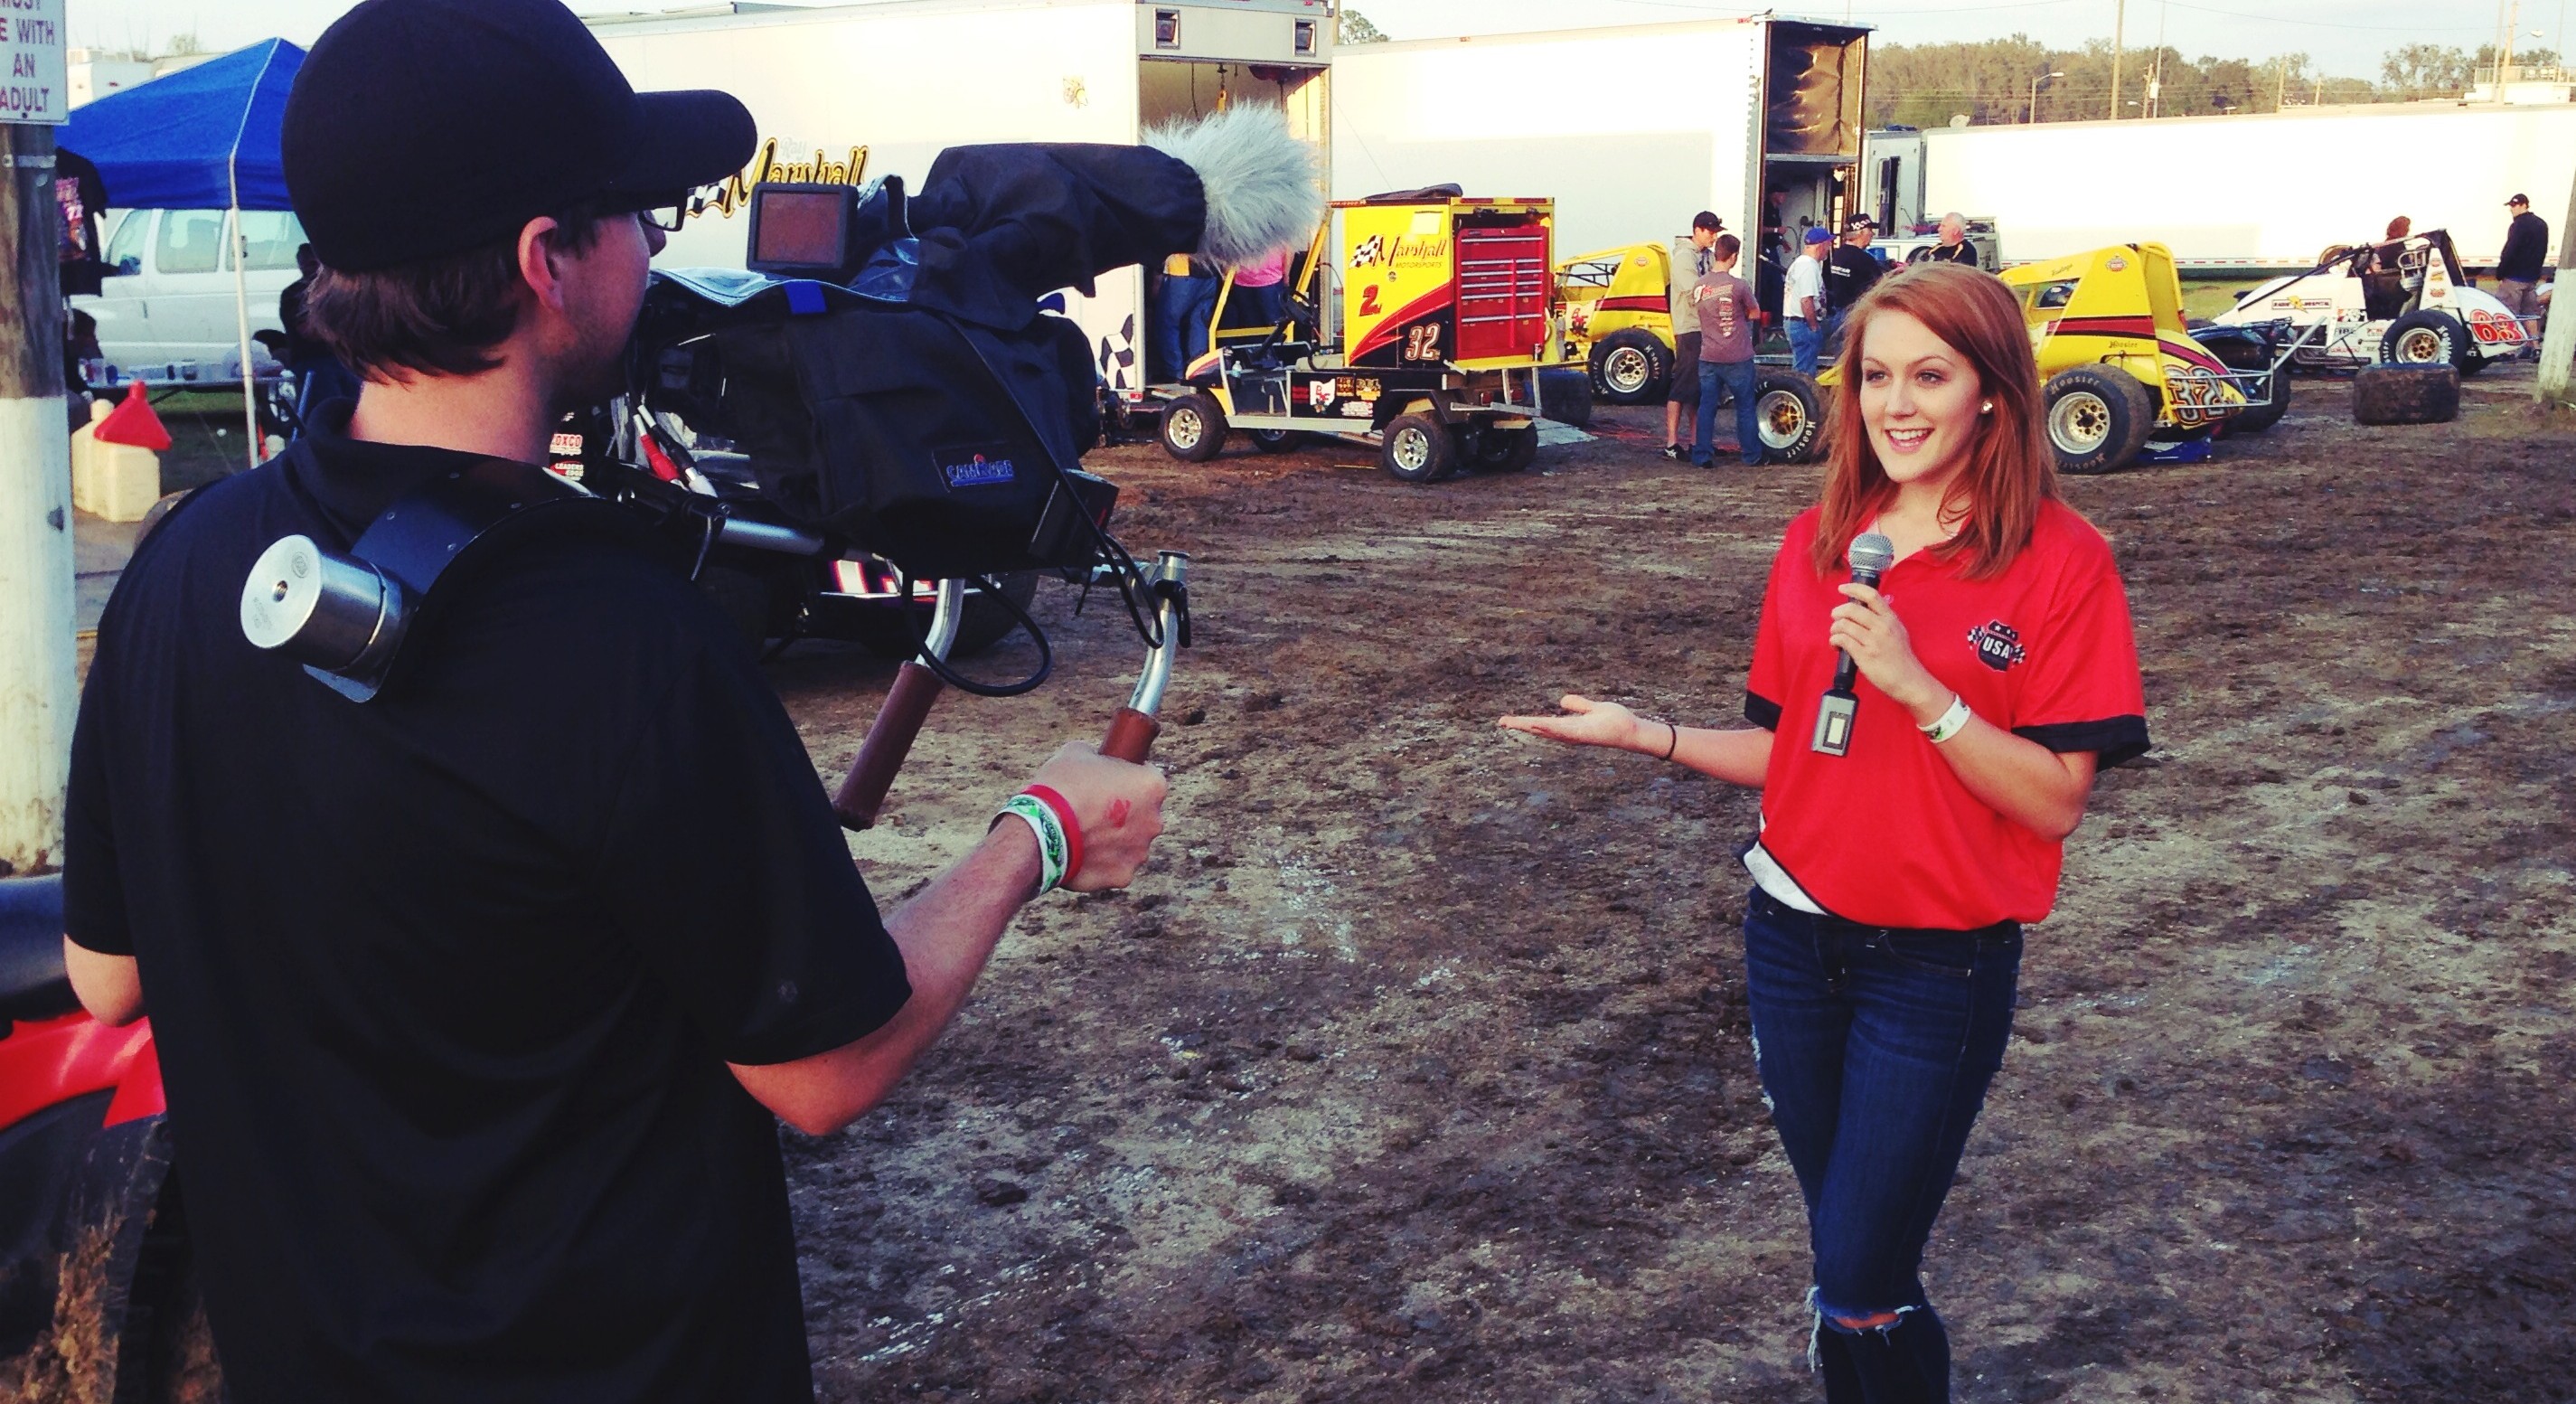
[{"left": 74, "top": 207, "right": 308, "bottom": 390}]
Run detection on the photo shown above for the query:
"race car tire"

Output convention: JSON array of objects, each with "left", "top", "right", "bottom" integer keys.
[
  {"left": 2352, "top": 365, "right": 2459, "bottom": 426},
  {"left": 2379, "top": 310, "right": 2469, "bottom": 372},
  {"left": 2044, "top": 365, "right": 2156, "bottom": 475},
  {"left": 1538, "top": 366, "right": 1595, "bottom": 428},
  {"left": 697, "top": 566, "right": 776, "bottom": 650},
  {"left": 1158, "top": 391, "right": 1229, "bottom": 462},
  {"left": 1469, "top": 424, "right": 1541, "bottom": 473},
  {"left": 1380, "top": 413, "right": 1457, "bottom": 484},
  {"left": 1248, "top": 427, "right": 1310, "bottom": 454},
  {"left": 1905, "top": 246, "right": 1935, "bottom": 265},
  {"left": 2192, "top": 328, "right": 2292, "bottom": 435},
  {"left": 1753, "top": 371, "right": 1825, "bottom": 464},
  {"left": 1589, "top": 330, "right": 1671, "bottom": 404}
]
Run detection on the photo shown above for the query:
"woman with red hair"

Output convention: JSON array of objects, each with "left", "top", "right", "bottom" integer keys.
[{"left": 1502, "top": 263, "right": 2147, "bottom": 1401}]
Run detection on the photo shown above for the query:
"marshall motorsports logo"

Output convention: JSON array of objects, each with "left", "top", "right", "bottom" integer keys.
[{"left": 1968, "top": 620, "right": 2026, "bottom": 672}]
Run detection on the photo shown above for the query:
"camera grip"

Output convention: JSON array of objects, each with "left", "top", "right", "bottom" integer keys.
[
  {"left": 833, "top": 662, "right": 946, "bottom": 831},
  {"left": 1099, "top": 708, "right": 1161, "bottom": 765}
]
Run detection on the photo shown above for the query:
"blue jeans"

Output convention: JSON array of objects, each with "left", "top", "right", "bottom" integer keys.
[
  {"left": 1694, "top": 358, "right": 1763, "bottom": 466},
  {"left": 1789, "top": 319, "right": 1826, "bottom": 376},
  {"left": 1743, "top": 888, "right": 2022, "bottom": 1404},
  {"left": 1151, "top": 272, "right": 1219, "bottom": 382}
]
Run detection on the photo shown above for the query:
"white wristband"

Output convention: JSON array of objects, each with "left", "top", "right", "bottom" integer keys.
[
  {"left": 1921, "top": 693, "right": 1972, "bottom": 744},
  {"left": 993, "top": 795, "right": 1069, "bottom": 894}
]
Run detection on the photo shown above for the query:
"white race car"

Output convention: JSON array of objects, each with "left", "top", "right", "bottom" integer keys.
[{"left": 2211, "top": 229, "right": 2530, "bottom": 375}]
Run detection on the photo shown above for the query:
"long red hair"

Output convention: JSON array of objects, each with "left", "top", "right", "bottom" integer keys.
[{"left": 1809, "top": 262, "right": 2056, "bottom": 580}]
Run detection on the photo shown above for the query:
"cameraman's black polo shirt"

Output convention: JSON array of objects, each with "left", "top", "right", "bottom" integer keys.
[{"left": 62, "top": 410, "right": 911, "bottom": 1402}]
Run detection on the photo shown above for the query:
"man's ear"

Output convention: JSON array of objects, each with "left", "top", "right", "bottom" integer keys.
[{"left": 516, "top": 215, "right": 574, "bottom": 316}]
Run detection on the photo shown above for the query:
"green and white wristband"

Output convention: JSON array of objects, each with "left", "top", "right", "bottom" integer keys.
[
  {"left": 994, "top": 794, "right": 1071, "bottom": 894},
  {"left": 1921, "top": 693, "right": 1973, "bottom": 745}
]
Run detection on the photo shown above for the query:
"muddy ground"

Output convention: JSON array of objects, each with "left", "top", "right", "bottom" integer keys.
[
  {"left": 757, "top": 365, "right": 2576, "bottom": 1403},
  {"left": 23, "top": 368, "right": 2568, "bottom": 1402}
]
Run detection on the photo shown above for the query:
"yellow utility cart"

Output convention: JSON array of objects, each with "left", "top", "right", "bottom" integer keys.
[{"left": 1154, "top": 191, "right": 1589, "bottom": 483}]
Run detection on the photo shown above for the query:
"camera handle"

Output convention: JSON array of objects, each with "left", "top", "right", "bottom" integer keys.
[
  {"left": 1099, "top": 552, "right": 1190, "bottom": 764},
  {"left": 832, "top": 579, "right": 967, "bottom": 831}
]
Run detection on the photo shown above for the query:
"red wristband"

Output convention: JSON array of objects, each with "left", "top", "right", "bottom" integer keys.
[{"left": 1020, "top": 785, "right": 1083, "bottom": 884}]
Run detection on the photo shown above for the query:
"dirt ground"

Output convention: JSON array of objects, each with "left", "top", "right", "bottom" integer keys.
[{"left": 754, "top": 365, "right": 2576, "bottom": 1403}]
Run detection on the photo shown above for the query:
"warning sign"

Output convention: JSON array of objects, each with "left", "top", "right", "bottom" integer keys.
[{"left": 0, "top": 0, "right": 67, "bottom": 126}]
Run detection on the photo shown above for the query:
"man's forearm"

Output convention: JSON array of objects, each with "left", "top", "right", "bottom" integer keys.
[
  {"left": 858, "top": 824, "right": 1042, "bottom": 1079},
  {"left": 729, "top": 823, "right": 1039, "bottom": 1135}
]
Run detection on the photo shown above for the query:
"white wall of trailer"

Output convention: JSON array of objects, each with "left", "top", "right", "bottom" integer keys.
[
  {"left": 1908, "top": 105, "right": 2576, "bottom": 270},
  {"left": 589, "top": 0, "right": 1331, "bottom": 399},
  {"left": 1330, "top": 23, "right": 1767, "bottom": 258}
]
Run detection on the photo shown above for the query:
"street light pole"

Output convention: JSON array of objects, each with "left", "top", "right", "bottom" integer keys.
[{"left": 2028, "top": 69, "right": 2064, "bottom": 123}]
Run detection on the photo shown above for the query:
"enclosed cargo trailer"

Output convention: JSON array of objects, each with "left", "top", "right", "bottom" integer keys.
[
  {"left": 1328, "top": 18, "right": 1871, "bottom": 269},
  {"left": 588, "top": 0, "right": 1333, "bottom": 405},
  {"left": 1865, "top": 105, "right": 2576, "bottom": 274}
]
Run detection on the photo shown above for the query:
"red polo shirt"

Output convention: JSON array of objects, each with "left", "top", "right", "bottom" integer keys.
[{"left": 1744, "top": 501, "right": 2148, "bottom": 929}]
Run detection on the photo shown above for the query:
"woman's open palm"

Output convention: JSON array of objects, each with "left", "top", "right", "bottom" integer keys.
[{"left": 1499, "top": 694, "right": 1641, "bottom": 750}]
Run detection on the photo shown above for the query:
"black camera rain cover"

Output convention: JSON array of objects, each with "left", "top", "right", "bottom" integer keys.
[
  {"left": 662, "top": 142, "right": 1206, "bottom": 581},
  {"left": 709, "top": 294, "right": 1100, "bottom": 581}
]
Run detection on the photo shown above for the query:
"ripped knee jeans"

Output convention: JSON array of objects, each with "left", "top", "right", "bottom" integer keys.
[{"left": 1742, "top": 888, "right": 2021, "bottom": 1404}]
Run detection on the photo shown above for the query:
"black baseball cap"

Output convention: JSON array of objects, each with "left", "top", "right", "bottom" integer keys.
[
  {"left": 1843, "top": 215, "right": 1877, "bottom": 232},
  {"left": 2507, "top": 193, "right": 2531, "bottom": 207},
  {"left": 284, "top": 0, "right": 757, "bottom": 271}
]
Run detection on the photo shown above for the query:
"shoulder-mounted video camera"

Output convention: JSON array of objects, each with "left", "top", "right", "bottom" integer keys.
[{"left": 245, "top": 118, "right": 1321, "bottom": 702}]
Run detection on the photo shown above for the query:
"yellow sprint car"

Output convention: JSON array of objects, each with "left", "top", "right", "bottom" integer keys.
[{"left": 1999, "top": 242, "right": 2289, "bottom": 474}]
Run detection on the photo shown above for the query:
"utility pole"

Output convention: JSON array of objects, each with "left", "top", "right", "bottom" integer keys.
[
  {"left": 2537, "top": 172, "right": 2576, "bottom": 406},
  {"left": 2109, "top": 0, "right": 2126, "bottom": 119},
  {"left": 0, "top": 118, "right": 74, "bottom": 875}
]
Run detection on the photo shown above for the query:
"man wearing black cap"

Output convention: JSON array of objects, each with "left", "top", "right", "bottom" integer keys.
[
  {"left": 57, "top": 1, "right": 1168, "bottom": 1399},
  {"left": 1819, "top": 214, "right": 1883, "bottom": 361},
  {"left": 2496, "top": 193, "right": 2550, "bottom": 344}
]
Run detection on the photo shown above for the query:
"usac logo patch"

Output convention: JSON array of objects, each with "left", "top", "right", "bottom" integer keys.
[{"left": 1968, "top": 620, "right": 2026, "bottom": 672}]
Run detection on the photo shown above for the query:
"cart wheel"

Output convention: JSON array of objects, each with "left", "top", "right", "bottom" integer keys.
[
  {"left": 1249, "top": 427, "right": 1308, "bottom": 455},
  {"left": 1159, "top": 391, "right": 1228, "bottom": 462},
  {"left": 1471, "top": 425, "right": 1540, "bottom": 473},
  {"left": 2043, "top": 365, "right": 2156, "bottom": 475},
  {"left": 1380, "top": 414, "right": 1457, "bottom": 484}
]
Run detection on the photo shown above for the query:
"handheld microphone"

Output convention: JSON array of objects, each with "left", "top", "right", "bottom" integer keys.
[{"left": 1811, "top": 532, "right": 1895, "bottom": 758}]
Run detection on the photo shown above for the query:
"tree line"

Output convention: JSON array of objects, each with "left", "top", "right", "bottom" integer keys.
[{"left": 1871, "top": 37, "right": 2558, "bottom": 127}]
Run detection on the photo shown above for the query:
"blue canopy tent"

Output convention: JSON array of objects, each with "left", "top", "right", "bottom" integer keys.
[{"left": 62, "top": 39, "right": 305, "bottom": 464}]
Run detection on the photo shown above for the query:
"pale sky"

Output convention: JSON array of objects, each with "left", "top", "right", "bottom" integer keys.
[{"left": 70, "top": 0, "right": 2536, "bottom": 80}]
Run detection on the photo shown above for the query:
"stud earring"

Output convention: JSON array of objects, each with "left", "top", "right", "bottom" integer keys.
[{"left": 1980, "top": 400, "right": 1993, "bottom": 413}]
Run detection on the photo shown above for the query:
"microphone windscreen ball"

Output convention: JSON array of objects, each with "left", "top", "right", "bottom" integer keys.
[{"left": 1848, "top": 532, "right": 1896, "bottom": 577}]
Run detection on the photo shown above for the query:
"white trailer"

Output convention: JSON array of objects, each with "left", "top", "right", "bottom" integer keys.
[
  {"left": 1865, "top": 105, "right": 2576, "bottom": 273},
  {"left": 588, "top": 0, "right": 1332, "bottom": 403},
  {"left": 1329, "top": 17, "right": 1870, "bottom": 267}
]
